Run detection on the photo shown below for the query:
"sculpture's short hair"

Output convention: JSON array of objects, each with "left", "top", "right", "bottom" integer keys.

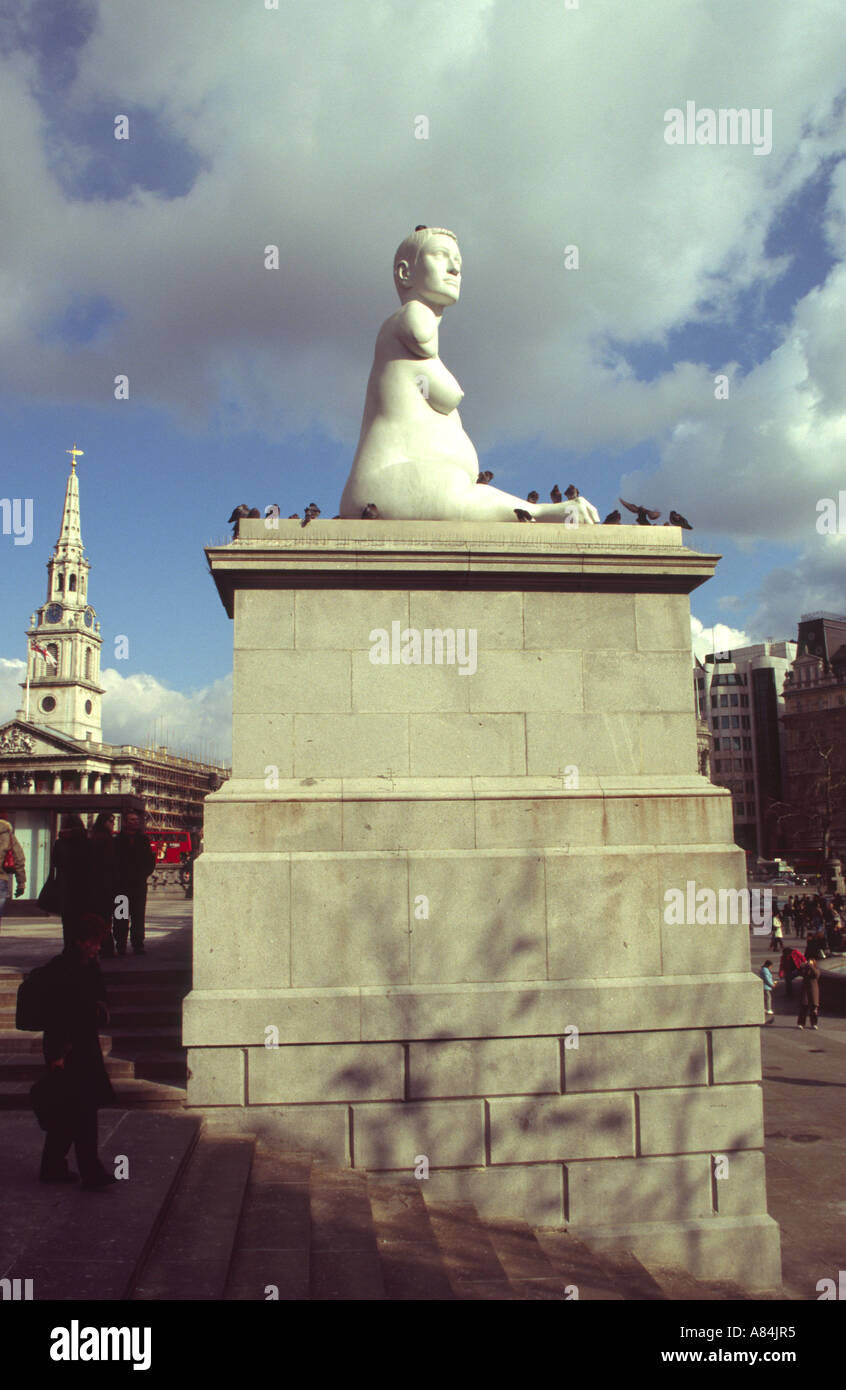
[{"left": 393, "top": 226, "right": 458, "bottom": 297}]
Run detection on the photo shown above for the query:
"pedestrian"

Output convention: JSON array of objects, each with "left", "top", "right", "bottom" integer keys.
[
  {"left": 779, "top": 946, "right": 806, "bottom": 1000},
  {"left": 770, "top": 910, "right": 784, "bottom": 950},
  {"left": 0, "top": 810, "right": 26, "bottom": 928},
  {"left": 782, "top": 897, "right": 794, "bottom": 939},
  {"left": 52, "top": 814, "right": 91, "bottom": 947},
  {"left": 87, "top": 812, "right": 118, "bottom": 958},
  {"left": 37, "top": 912, "right": 118, "bottom": 1189},
  {"left": 114, "top": 810, "right": 155, "bottom": 956},
  {"left": 797, "top": 957, "right": 821, "bottom": 1031},
  {"left": 760, "top": 959, "right": 775, "bottom": 1021}
]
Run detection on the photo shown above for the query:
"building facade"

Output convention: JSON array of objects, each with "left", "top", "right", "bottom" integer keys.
[
  {"left": 695, "top": 641, "right": 796, "bottom": 857},
  {"left": 0, "top": 449, "right": 229, "bottom": 910},
  {"left": 780, "top": 613, "right": 846, "bottom": 869}
]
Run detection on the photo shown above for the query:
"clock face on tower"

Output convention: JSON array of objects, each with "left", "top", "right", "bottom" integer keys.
[
  {"left": 84, "top": 608, "right": 94, "bottom": 628},
  {"left": 45, "top": 603, "right": 62, "bottom": 623}
]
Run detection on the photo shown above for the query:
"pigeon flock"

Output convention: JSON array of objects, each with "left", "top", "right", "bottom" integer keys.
[{"left": 227, "top": 488, "right": 692, "bottom": 533}]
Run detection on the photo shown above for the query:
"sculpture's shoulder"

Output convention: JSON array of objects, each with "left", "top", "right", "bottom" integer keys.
[{"left": 391, "top": 300, "right": 439, "bottom": 358}]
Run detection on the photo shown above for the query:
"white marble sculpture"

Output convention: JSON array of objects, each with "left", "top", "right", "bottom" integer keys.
[{"left": 339, "top": 227, "right": 598, "bottom": 523}]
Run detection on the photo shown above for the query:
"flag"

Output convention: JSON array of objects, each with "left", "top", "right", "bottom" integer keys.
[{"left": 31, "top": 642, "right": 57, "bottom": 665}]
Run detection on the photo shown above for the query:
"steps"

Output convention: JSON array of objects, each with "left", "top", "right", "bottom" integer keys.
[
  {"left": 126, "top": 1129, "right": 778, "bottom": 1301},
  {"left": 0, "top": 966, "right": 188, "bottom": 1110}
]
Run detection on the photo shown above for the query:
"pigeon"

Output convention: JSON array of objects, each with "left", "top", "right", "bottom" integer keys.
[
  {"left": 603, "top": 510, "right": 622, "bottom": 525},
  {"left": 362, "top": 503, "right": 380, "bottom": 519},
  {"left": 668, "top": 509, "right": 693, "bottom": 530},
  {"left": 514, "top": 509, "right": 536, "bottom": 523},
  {"left": 247, "top": 508, "right": 261, "bottom": 518},
  {"left": 527, "top": 490, "right": 539, "bottom": 505},
  {"left": 288, "top": 513, "right": 300, "bottom": 519},
  {"left": 619, "top": 497, "right": 661, "bottom": 525},
  {"left": 564, "top": 485, "right": 580, "bottom": 499},
  {"left": 550, "top": 484, "right": 562, "bottom": 503},
  {"left": 476, "top": 470, "right": 494, "bottom": 484},
  {"left": 227, "top": 504, "right": 250, "bottom": 525},
  {"left": 301, "top": 502, "right": 321, "bottom": 528}
]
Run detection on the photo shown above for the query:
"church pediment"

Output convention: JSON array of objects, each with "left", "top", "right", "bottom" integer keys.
[{"left": 0, "top": 720, "right": 86, "bottom": 758}]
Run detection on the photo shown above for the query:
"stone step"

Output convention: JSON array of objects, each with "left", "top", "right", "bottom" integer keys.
[
  {"left": 1, "top": 1111, "right": 201, "bottom": 1300},
  {"left": 0, "top": 1029, "right": 115, "bottom": 1057},
  {"left": 224, "top": 1147, "right": 314, "bottom": 1300},
  {"left": 99, "top": 967, "right": 191, "bottom": 989},
  {"left": 96, "top": 986, "right": 188, "bottom": 1008},
  {"left": 103, "top": 1005, "right": 182, "bottom": 1028},
  {"left": 131, "top": 1134, "right": 255, "bottom": 1299},
  {"left": 532, "top": 1229, "right": 629, "bottom": 1300},
  {"left": 642, "top": 1264, "right": 748, "bottom": 1300},
  {"left": 367, "top": 1177, "right": 456, "bottom": 1300},
  {"left": 421, "top": 1199, "right": 514, "bottom": 1300},
  {"left": 307, "top": 1160, "right": 387, "bottom": 1299},
  {"left": 0, "top": 1050, "right": 133, "bottom": 1081},
  {"left": 106, "top": 1026, "right": 183, "bottom": 1050},
  {"left": 484, "top": 1217, "right": 581, "bottom": 1300},
  {"left": 0, "top": 1074, "right": 186, "bottom": 1110},
  {"left": 111, "top": 1050, "right": 187, "bottom": 1084}
]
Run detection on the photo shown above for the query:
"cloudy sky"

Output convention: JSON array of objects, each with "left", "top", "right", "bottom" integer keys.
[{"left": 1, "top": 0, "right": 845, "bottom": 758}]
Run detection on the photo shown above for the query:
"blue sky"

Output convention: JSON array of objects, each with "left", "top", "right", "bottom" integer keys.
[{"left": 2, "top": 0, "right": 846, "bottom": 758}]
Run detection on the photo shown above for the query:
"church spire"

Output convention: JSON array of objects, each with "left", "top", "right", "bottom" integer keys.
[
  {"left": 16, "top": 445, "right": 104, "bottom": 742},
  {"left": 56, "top": 443, "right": 84, "bottom": 559}
]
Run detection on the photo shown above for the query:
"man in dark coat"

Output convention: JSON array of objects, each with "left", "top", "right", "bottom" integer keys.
[
  {"left": 39, "top": 913, "right": 117, "bottom": 1189},
  {"left": 87, "top": 812, "right": 118, "bottom": 958},
  {"left": 52, "top": 814, "right": 92, "bottom": 947},
  {"left": 113, "top": 810, "right": 155, "bottom": 955}
]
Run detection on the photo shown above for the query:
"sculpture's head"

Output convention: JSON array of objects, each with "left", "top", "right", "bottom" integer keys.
[{"left": 394, "top": 225, "right": 461, "bottom": 307}]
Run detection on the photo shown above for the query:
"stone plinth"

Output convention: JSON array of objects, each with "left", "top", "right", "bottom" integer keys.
[{"left": 186, "top": 520, "right": 781, "bottom": 1287}]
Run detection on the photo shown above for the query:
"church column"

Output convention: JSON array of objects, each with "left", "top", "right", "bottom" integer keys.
[
  {"left": 0, "top": 776, "right": 8, "bottom": 794},
  {"left": 93, "top": 774, "right": 102, "bottom": 793},
  {"left": 52, "top": 773, "right": 62, "bottom": 794}
]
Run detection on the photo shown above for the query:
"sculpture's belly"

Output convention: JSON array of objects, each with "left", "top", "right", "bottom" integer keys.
[{"left": 340, "top": 414, "right": 480, "bottom": 519}]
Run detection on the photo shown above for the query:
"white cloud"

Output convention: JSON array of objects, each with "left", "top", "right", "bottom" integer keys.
[
  {"left": 1, "top": 0, "right": 843, "bottom": 467},
  {"left": 100, "top": 667, "right": 232, "bottom": 763},
  {"left": 0, "top": 658, "right": 231, "bottom": 764},
  {"left": 690, "top": 615, "right": 751, "bottom": 663}
]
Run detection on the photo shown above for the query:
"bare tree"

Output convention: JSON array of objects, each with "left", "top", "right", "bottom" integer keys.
[{"left": 768, "top": 725, "right": 846, "bottom": 865}]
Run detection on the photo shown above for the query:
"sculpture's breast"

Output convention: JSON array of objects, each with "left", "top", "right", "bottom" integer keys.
[{"left": 418, "top": 358, "right": 464, "bottom": 416}]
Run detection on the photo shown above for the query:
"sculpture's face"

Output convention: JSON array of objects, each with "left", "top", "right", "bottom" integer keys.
[{"left": 405, "top": 234, "right": 461, "bottom": 306}]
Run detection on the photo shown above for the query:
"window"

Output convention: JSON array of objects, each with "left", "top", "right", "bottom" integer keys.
[
  {"left": 731, "top": 716, "right": 739, "bottom": 728},
  {"left": 732, "top": 737, "right": 741, "bottom": 751},
  {"left": 742, "top": 737, "right": 751, "bottom": 750},
  {"left": 713, "top": 738, "right": 721, "bottom": 751},
  {"left": 721, "top": 716, "right": 730, "bottom": 728},
  {"left": 84, "top": 648, "right": 92, "bottom": 679},
  {"left": 741, "top": 695, "right": 749, "bottom": 707},
  {"left": 712, "top": 718, "right": 719, "bottom": 730},
  {"left": 730, "top": 694, "right": 738, "bottom": 706},
  {"left": 720, "top": 695, "right": 728, "bottom": 707},
  {"left": 69, "top": 574, "right": 77, "bottom": 591},
  {"left": 741, "top": 716, "right": 750, "bottom": 729},
  {"left": 57, "top": 573, "right": 64, "bottom": 591}
]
